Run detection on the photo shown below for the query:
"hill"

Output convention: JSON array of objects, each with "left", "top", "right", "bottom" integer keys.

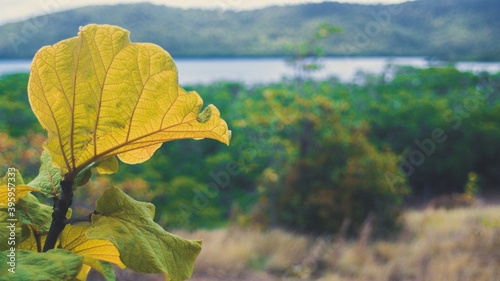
[{"left": 0, "top": 0, "right": 499, "bottom": 60}]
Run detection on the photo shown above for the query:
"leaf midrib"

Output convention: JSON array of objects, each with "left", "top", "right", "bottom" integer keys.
[{"left": 73, "top": 108, "right": 222, "bottom": 177}]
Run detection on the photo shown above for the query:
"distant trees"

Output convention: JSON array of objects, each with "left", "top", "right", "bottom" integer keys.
[
  {"left": 1, "top": 66, "right": 499, "bottom": 236},
  {"left": 232, "top": 81, "right": 408, "bottom": 235}
]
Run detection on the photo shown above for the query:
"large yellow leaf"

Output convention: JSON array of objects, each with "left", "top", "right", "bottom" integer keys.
[{"left": 28, "top": 24, "right": 231, "bottom": 177}]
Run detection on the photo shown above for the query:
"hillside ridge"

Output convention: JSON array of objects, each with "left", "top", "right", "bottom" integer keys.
[{"left": 0, "top": 0, "right": 498, "bottom": 60}]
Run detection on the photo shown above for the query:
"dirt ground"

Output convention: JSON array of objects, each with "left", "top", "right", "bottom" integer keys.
[
  {"left": 88, "top": 268, "right": 281, "bottom": 281},
  {"left": 189, "top": 272, "right": 281, "bottom": 281}
]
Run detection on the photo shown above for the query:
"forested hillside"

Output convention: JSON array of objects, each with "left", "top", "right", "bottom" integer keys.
[{"left": 0, "top": 0, "right": 499, "bottom": 60}]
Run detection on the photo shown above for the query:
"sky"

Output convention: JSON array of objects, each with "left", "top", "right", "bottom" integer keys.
[{"left": 0, "top": 0, "right": 411, "bottom": 25}]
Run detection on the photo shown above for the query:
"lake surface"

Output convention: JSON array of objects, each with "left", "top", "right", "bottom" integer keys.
[{"left": 1, "top": 57, "right": 500, "bottom": 85}]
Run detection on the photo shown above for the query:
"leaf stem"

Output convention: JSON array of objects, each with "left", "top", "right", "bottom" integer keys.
[
  {"left": 43, "top": 177, "right": 74, "bottom": 252},
  {"left": 30, "top": 226, "right": 42, "bottom": 253},
  {"left": 64, "top": 213, "right": 93, "bottom": 225}
]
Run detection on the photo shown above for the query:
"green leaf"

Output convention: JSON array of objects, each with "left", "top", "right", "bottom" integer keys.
[
  {"left": 0, "top": 169, "right": 25, "bottom": 186},
  {"left": 99, "top": 261, "right": 117, "bottom": 281},
  {"left": 18, "top": 216, "right": 74, "bottom": 252},
  {"left": 27, "top": 150, "right": 62, "bottom": 198},
  {"left": 0, "top": 249, "right": 83, "bottom": 280},
  {"left": 74, "top": 164, "right": 93, "bottom": 187},
  {"left": 78, "top": 258, "right": 116, "bottom": 281},
  {"left": 59, "top": 224, "right": 125, "bottom": 268},
  {"left": 86, "top": 187, "right": 202, "bottom": 281},
  {"left": 0, "top": 210, "right": 24, "bottom": 251},
  {"left": 0, "top": 192, "right": 54, "bottom": 251},
  {"left": 17, "top": 225, "right": 47, "bottom": 252},
  {"left": 15, "top": 193, "right": 53, "bottom": 234},
  {"left": 75, "top": 157, "right": 119, "bottom": 186},
  {"left": 96, "top": 156, "right": 119, "bottom": 175}
]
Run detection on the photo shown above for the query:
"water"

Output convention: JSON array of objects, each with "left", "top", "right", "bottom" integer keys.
[
  {"left": 1, "top": 57, "right": 499, "bottom": 85},
  {"left": 0, "top": 60, "right": 32, "bottom": 76}
]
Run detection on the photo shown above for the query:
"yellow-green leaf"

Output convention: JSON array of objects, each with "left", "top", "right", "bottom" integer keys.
[
  {"left": 17, "top": 208, "right": 67, "bottom": 251},
  {"left": 0, "top": 210, "right": 26, "bottom": 251},
  {"left": 86, "top": 187, "right": 202, "bottom": 281},
  {"left": 0, "top": 169, "right": 25, "bottom": 185},
  {"left": 75, "top": 263, "right": 92, "bottom": 281},
  {"left": 66, "top": 207, "right": 73, "bottom": 219},
  {"left": 74, "top": 164, "right": 93, "bottom": 187},
  {"left": 15, "top": 193, "right": 53, "bottom": 234},
  {"left": 59, "top": 224, "right": 125, "bottom": 268},
  {"left": 0, "top": 185, "right": 40, "bottom": 206},
  {"left": 75, "top": 257, "right": 116, "bottom": 281},
  {"left": 96, "top": 156, "right": 119, "bottom": 175},
  {"left": 0, "top": 249, "right": 83, "bottom": 280},
  {"left": 28, "top": 24, "right": 231, "bottom": 177},
  {"left": 0, "top": 169, "right": 41, "bottom": 204},
  {"left": 0, "top": 193, "right": 54, "bottom": 250},
  {"left": 27, "top": 150, "right": 62, "bottom": 198},
  {"left": 17, "top": 226, "right": 47, "bottom": 252}
]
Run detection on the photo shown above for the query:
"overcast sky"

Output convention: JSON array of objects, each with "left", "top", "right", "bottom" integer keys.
[{"left": 0, "top": 0, "right": 411, "bottom": 25}]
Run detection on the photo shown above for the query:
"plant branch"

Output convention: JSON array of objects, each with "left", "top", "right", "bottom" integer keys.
[
  {"left": 43, "top": 177, "right": 74, "bottom": 252},
  {"left": 64, "top": 213, "right": 93, "bottom": 225}
]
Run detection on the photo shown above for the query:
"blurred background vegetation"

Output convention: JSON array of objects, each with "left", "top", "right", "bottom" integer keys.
[{"left": 2, "top": 64, "right": 499, "bottom": 235}]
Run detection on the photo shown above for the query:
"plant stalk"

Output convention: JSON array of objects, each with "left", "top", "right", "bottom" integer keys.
[
  {"left": 64, "top": 213, "right": 93, "bottom": 225},
  {"left": 42, "top": 177, "right": 73, "bottom": 252},
  {"left": 30, "top": 225, "right": 42, "bottom": 253}
]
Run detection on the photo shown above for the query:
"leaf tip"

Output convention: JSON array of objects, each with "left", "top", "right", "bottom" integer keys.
[
  {"left": 226, "top": 130, "right": 232, "bottom": 146},
  {"left": 195, "top": 239, "right": 203, "bottom": 247}
]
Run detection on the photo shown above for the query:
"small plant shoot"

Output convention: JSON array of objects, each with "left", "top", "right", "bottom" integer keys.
[{"left": 0, "top": 24, "right": 231, "bottom": 281}]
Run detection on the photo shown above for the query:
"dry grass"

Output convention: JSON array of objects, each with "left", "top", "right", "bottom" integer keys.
[
  {"left": 173, "top": 206, "right": 500, "bottom": 281},
  {"left": 100, "top": 206, "right": 500, "bottom": 280},
  {"left": 173, "top": 227, "right": 310, "bottom": 278}
]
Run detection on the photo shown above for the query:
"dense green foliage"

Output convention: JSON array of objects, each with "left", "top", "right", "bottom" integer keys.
[
  {"left": 1, "top": 66, "right": 500, "bottom": 235},
  {"left": 0, "top": 0, "right": 499, "bottom": 60},
  {"left": 232, "top": 84, "right": 408, "bottom": 235},
  {"left": 0, "top": 73, "right": 41, "bottom": 136}
]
